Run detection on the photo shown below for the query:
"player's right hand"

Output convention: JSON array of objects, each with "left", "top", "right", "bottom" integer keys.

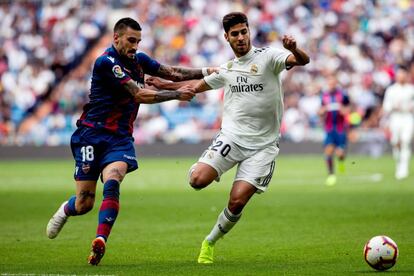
[
  {"left": 207, "top": 67, "right": 220, "bottom": 75},
  {"left": 177, "top": 85, "right": 196, "bottom": 101},
  {"left": 282, "top": 35, "right": 297, "bottom": 51},
  {"left": 146, "top": 76, "right": 165, "bottom": 89}
]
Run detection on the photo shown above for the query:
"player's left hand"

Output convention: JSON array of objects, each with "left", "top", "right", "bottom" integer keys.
[{"left": 282, "top": 35, "right": 297, "bottom": 51}]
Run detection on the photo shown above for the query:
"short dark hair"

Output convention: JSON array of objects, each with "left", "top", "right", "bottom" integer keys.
[
  {"left": 114, "top": 17, "right": 142, "bottom": 33},
  {"left": 222, "top": 12, "right": 249, "bottom": 33}
]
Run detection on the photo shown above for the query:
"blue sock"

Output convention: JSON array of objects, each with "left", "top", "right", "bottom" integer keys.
[
  {"left": 97, "top": 179, "right": 120, "bottom": 241},
  {"left": 64, "top": 195, "right": 78, "bottom": 216},
  {"left": 326, "top": 156, "right": 334, "bottom": 175}
]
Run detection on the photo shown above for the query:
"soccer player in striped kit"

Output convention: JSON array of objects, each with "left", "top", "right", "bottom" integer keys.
[
  {"left": 318, "top": 74, "right": 350, "bottom": 186},
  {"left": 147, "top": 12, "right": 309, "bottom": 263},
  {"left": 46, "top": 17, "right": 214, "bottom": 265},
  {"left": 383, "top": 66, "right": 414, "bottom": 180}
]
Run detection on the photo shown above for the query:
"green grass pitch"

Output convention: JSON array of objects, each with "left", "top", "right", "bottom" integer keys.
[{"left": 1, "top": 155, "right": 414, "bottom": 275}]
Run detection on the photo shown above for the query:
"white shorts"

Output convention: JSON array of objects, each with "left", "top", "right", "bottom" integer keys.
[
  {"left": 198, "top": 132, "right": 279, "bottom": 193},
  {"left": 389, "top": 116, "right": 413, "bottom": 145}
]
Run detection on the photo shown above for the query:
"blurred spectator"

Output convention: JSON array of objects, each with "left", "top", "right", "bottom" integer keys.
[
  {"left": 0, "top": 0, "right": 107, "bottom": 145},
  {"left": 1, "top": 0, "right": 414, "bottom": 148}
]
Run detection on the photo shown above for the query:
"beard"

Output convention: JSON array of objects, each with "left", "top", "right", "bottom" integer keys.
[
  {"left": 125, "top": 49, "right": 136, "bottom": 59},
  {"left": 231, "top": 40, "right": 251, "bottom": 57},
  {"left": 119, "top": 47, "right": 135, "bottom": 59}
]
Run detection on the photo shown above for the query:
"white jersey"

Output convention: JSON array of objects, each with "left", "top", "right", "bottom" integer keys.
[
  {"left": 204, "top": 46, "right": 290, "bottom": 149},
  {"left": 383, "top": 83, "right": 414, "bottom": 120}
]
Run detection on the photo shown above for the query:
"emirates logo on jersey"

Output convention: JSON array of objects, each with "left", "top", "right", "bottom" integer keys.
[{"left": 229, "top": 76, "right": 264, "bottom": 93}]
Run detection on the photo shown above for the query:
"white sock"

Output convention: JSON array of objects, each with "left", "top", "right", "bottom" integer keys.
[
  {"left": 206, "top": 207, "right": 241, "bottom": 244},
  {"left": 392, "top": 145, "right": 400, "bottom": 162},
  {"left": 399, "top": 143, "right": 411, "bottom": 174}
]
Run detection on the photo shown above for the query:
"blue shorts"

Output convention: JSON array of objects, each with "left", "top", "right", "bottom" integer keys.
[
  {"left": 324, "top": 130, "right": 347, "bottom": 149},
  {"left": 70, "top": 127, "right": 138, "bottom": 181}
]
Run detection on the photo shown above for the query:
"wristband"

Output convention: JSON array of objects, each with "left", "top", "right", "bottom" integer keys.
[{"left": 202, "top": 67, "right": 208, "bottom": 77}]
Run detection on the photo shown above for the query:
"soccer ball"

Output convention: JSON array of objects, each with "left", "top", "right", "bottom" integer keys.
[{"left": 364, "top": 235, "right": 398, "bottom": 271}]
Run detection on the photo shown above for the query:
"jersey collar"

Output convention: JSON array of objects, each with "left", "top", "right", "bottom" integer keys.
[
  {"left": 234, "top": 46, "right": 255, "bottom": 63},
  {"left": 110, "top": 45, "right": 121, "bottom": 59}
]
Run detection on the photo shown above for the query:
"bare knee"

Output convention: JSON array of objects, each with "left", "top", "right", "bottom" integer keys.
[
  {"left": 188, "top": 163, "right": 218, "bottom": 190},
  {"left": 189, "top": 169, "right": 212, "bottom": 190},
  {"left": 105, "top": 168, "right": 125, "bottom": 183},
  {"left": 102, "top": 162, "right": 128, "bottom": 184}
]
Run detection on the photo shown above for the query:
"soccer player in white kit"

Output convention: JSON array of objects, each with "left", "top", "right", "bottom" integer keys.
[
  {"left": 382, "top": 66, "right": 414, "bottom": 180},
  {"left": 147, "top": 12, "right": 309, "bottom": 263}
]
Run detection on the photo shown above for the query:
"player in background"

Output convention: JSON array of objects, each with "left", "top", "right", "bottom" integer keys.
[
  {"left": 318, "top": 74, "right": 350, "bottom": 186},
  {"left": 382, "top": 66, "right": 414, "bottom": 180},
  {"left": 146, "top": 12, "right": 309, "bottom": 264},
  {"left": 45, "top": 17, "right": 215, "bottom": 265}
]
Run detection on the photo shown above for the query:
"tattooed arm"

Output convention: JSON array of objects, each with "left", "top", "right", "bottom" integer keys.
[
  {"left": 146, "top": 77, "right": 199, "bottom": 90},
  {"left": 155, "top": 64, "right": 217, "bottom": 82},
  {"left": 123, "top": 79, "right": 195, "bottom": 103},
  {"left": 146, "top": 77, "right": 212, "bottom": 94}
]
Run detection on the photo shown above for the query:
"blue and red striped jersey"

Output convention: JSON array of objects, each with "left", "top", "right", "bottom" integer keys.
[
  {"left": 77, "top": 46, "right": 160, "bottom": 136},
  {"left": 321, "top": 88, "right": 350, "bottom": 132}
]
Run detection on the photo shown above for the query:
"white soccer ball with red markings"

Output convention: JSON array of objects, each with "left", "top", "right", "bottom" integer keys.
[{"left": 364, "top": 235, "right": 398, "bottom": 271}]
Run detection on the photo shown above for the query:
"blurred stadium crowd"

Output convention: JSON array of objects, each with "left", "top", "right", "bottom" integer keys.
[{"left": 0, "top": 0, "right": 413, "bottom": 154}]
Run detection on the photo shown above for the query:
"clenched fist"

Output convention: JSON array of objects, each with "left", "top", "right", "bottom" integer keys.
[{"left": 282, "top": 35, "right": 297, "bottom": 51}]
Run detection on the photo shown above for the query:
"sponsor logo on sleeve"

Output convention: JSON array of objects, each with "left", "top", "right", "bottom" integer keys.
[{"left": 112, "top": 65, "right": 125, "bottom": 78}]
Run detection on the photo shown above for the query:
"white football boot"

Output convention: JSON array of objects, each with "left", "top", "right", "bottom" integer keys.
[{"left": 46, "top": 201, "right": 68, "bottom": 239}]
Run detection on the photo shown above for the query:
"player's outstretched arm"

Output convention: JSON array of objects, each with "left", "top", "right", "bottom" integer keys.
[
  {"left": 123, "top": 79, "right": 195, "bottom": 103},
  {"left": 146, "top": 77, "right": 211, "bottom": 94},
  {"left": 283, "top": 35, "right": 310, "bottom": 68},
  {"left": 146, "top": 77, "right": 200, "bottom": 90},
  {"left": 193, "top": 79, "right": 211, "bottom": 94},
  {"left": 155, "top": 65, "right": 216, "bottom": 82}
]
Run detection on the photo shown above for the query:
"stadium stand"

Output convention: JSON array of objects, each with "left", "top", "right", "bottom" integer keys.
[{"left": 1, "top": 0, "right": 413, "bottom": 156}]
